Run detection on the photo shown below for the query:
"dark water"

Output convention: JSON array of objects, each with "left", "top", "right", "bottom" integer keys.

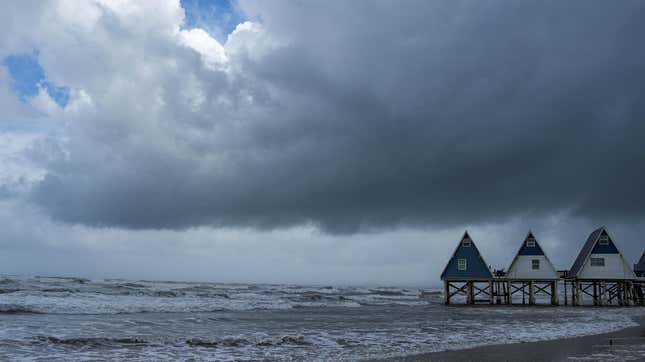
[{"left": 0, "top": 275, "right": 641, "bottom": 361}]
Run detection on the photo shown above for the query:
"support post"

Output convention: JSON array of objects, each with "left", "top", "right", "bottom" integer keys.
[
  {"left": 444, "top": 280, "right": 450, "bottom": 305},
  {"left": 529, "top": 281, "right": 535, "bottom": 305},
  {"left": 551, "top": 281, "right": 558, "bottom": 306},
  {"left": 467, "top": 282, "right": 474, "bottom": 304},
  {"left": 564, "top": 279, "right": 568, "bottom": 306},
  {"left": 574, "top": 281, "right": 581, "bottom": 306},
  {"left": 637, "top": 283, "right": 645, "bottom": 306},
  {"left": 489, "top": 281, "right": 494, "bottom": 305},
  {"left": 593, "top": 282, "right": 598, "bottom": 306}
]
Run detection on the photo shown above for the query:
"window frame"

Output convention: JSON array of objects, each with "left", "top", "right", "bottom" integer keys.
[
  {"left": 526, "top": 240, "right": 536, "bottom": 247},
  {"left": 462, "top": 239, "right": 471, "bottom": 247},
  {"left": 598, "top": 235, "right": 609, "bottom": 246},
  {"left": 590, "top": 257, "right": 605, "bottom": 267},
  {"left": 531, "top": 259, "right": 540, "bottom": 270},
  {"left": 457, "top": 258, "right": 467, "bottom": 271}
]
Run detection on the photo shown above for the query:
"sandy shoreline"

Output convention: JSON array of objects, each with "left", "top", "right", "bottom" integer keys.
[{"left": 376, "top": 315, "right": 645, "bottom": 362}]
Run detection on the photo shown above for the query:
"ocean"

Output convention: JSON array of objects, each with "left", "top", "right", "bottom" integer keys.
[{"left": 0, "top": 275, "right": 641, "bottom": 361}]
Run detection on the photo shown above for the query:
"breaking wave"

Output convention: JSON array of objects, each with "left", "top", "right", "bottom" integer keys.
[
  {"left": 0, "top": 276, "right": 435, "bottom": 315},
  {"left": 0, "top": 304, "right": 43, "bottom": 314}
]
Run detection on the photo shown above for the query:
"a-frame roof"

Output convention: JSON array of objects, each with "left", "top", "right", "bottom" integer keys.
[
  {"left": 507, "top": 231, "right": 557, "bottom": 271},
  {"left": 440, "top": 231, "right": 493, "bottom": 280},
  {"left": 570, "top": 227, "right": 624, "bottom": 277},
  {"left": 635, "top": 251, "right": 645, "bottom": 273},
  {"left": 515, "top": 231, "right": 545, "bottom": 256}
]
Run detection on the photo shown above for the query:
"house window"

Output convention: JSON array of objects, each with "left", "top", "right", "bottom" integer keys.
[
  {"left": 598, "top": 235, "right": 609, "bottom": 245},
  {"left": 526, "top": 239, "right": 536, "bottom": 247},
  {"left": 590, "top": 257, "right": 605, "bottom": 267},
  {"left": 462, "top": 239, "right": 471, "bottom": 247},
  {"left": 532, "top": 259, "right": 540, "bottom": 270},
  {"left": 457, "top": 258, "right": 467, "bottom": 271}
]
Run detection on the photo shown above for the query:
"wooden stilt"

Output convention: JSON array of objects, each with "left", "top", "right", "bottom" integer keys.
[
  {"left": 467, "top": 282, "right": 474, "bottom": 304},
  {"left": 489, "top": 281, "right": 494, "bottom": 305},
  {"left": 593, "top": 282, "right": 598, "bottom": 306},
  {"left": 529, "top": 281, "right": 535, "bottom": 305},
  {"left": 551, "top": 281, "right": 558, "bottom": 305},
  {"left": 444, "top": 280, "right": 450, "bottom": 305},
  {"left": 623, "top": 281, "right": 628, "bottom": 306}
]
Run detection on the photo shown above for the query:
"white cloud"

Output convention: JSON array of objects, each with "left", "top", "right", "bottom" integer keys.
[
  {"left": 0, "top": 133, "right": 46, "bottom": 190},
  {"left": 179, "top": 28, "right": 228, "bottom": 69}
]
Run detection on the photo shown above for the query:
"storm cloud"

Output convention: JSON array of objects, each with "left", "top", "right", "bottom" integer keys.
[{"left": 16, "top": 0, "right": 644, "bottom": 234}]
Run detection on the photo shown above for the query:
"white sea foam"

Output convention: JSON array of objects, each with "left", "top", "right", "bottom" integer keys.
[{"left": 0, "top": 275, "right": 642, "bottom": 361}]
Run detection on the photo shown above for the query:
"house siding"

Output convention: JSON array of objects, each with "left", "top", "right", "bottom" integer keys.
[
  {"left": 577, "top": 253, "right": 636, "bottom": 279},
  {"left": 507, "top": 255, "right": 559, "bottom": 279}
]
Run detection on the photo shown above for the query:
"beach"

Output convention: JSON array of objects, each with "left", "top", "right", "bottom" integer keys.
[{"left": 383, "top": 316, "right": 645, "bottom": 362}]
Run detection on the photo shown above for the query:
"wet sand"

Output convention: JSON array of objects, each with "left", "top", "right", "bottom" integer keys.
[{"left": 380, "top": 315, "right": 645, "bottom": 362}]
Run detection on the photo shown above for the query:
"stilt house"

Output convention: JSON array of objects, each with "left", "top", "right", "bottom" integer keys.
[
  {"left": 569, "top": 227, "right": 636, "bottom": 280},
  {"left": 441, "top": 231, "right": 493, "bottom": 304},
  {"left": 506, "top": 231, "right": 559, "bottom": 280}
]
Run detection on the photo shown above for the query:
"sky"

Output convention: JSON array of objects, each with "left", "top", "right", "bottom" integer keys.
[{"left": 0, "top": 0, "right": 644, "bottom": 286}]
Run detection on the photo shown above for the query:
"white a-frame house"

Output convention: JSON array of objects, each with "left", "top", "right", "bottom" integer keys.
[
  {"left": 570, "top": 227, "right": 636, "bottom": 280},
  {"left": 506, "top": 231, "right": 559, "bottom": 280}
]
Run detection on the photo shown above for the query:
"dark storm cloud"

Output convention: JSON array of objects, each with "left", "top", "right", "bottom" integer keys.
[{"left": 30, "top": 0, "right": 645, "bottom": 233}]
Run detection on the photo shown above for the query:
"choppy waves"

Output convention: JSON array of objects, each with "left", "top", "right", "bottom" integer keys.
[
  {"left": 0, "top": 275, "right": 434, "bottom": 314},
  {"left": 0, "top": 275, "right": 642, "bottom": 361}
]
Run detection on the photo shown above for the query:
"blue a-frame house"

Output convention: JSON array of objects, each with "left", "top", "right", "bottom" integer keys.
[{"left": 441, "top": 231, "right": 492, "bottom": 281}]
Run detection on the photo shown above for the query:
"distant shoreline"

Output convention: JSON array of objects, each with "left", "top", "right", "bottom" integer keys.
[{"left": 376, "top": 315, "right": 645, "bottom": 362}]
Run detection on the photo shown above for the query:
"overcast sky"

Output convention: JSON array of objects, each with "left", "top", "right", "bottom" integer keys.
[{"left": 1, "top": 0, "right": 644, "bottom": 286}]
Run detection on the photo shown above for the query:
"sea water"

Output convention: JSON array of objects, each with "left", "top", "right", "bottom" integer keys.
[{"left": 0, "top": 275, "right": 641, "bottom": 361}]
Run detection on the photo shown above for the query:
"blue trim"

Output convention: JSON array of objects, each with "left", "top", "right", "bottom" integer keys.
[
  {"left": 517, "top": 241, "right": 545, "bottom": 256},
  {"left": 590, "top": 236, "right": 619, "bottom": 254}
]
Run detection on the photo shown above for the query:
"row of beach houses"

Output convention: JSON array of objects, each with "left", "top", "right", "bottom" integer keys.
[{"left": 440, "top": 226, "right": 645, "bottom": 306}]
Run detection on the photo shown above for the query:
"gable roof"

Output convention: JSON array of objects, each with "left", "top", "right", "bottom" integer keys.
[
  {"left": 440, "top": 231, "right": 493, "bottom": 280},
  {"left": 516, "top": 231, "right": 545, "bottom": 256},
  {"left": 570, "top": 227, "right": 604, "bottom": 277},
  {"left": 507, "top": 231, "right": 558, "bottom": 276},
  {"left": 635, "top": 251, "right": 645, "bottom": 273},
  {"left": 569, "top": 227, "right": 627, "bottom": 277}
]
